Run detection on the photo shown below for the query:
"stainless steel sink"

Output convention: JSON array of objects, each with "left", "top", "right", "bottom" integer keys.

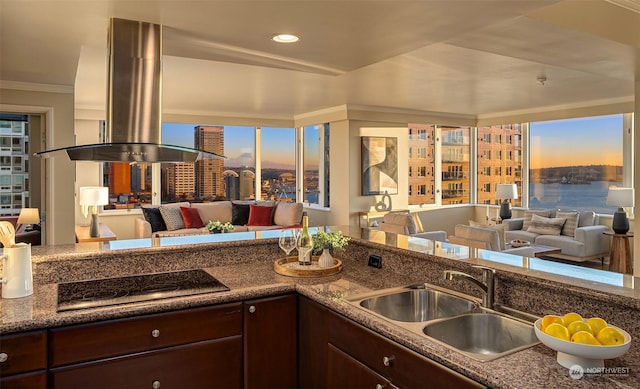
[
  {"left": 357, "top": 288, "right": 477, "bottom": 322},
  {"left": 422, "top": 312, "right": 539, "bottom": 361}
]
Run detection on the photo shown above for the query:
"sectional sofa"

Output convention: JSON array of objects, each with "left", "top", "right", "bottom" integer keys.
[
  {"left": 503, "top": 210, "right": 610, "bottom": 262},
  {"left": 135, "top": 201, "right": 304, "bottom": 239}
]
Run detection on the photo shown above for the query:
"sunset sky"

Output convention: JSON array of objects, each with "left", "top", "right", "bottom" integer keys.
[{"left": 529, "top": 114, "right": 623, "bottom": 169}]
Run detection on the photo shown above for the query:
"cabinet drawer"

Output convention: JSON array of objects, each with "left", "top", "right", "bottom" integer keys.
[
  {"left": 50, "top": 336, "right": 242, "bottom": 389},
  {"left": 328, "top": 312, "right": 485, "bottom": 388},
  {"left": 0, "top": 330, "right": 47, "bottom": 376},
  {"left": 50, "top": 302, "right": 242, "bottom": 367},
  {"left": 327, "top": 344, "right": 396, "bottom": 389},
  {"left": 0, "top": 370, "right": 47, "bottom": 389}
]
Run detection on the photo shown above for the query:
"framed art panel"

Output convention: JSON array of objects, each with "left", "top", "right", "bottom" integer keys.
[{"left": 361, "top": 136, "right": 398, "bottom": 195}]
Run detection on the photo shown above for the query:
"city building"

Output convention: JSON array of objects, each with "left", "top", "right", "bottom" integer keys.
[
  {"left": 0, "top": 116, "right": 30, "bottom": 215},
  {"left": 194, "top": 126, "right": 225, "bottom": 200}
]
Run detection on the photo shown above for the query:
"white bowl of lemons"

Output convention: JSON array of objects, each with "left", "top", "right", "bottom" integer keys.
[{"left": 534, "top": 312, "right": 631, "bottom": 369}]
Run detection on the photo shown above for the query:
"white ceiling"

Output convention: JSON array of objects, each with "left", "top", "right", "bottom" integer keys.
[{"left": 1, "top": 0, "right": 638, "bottom": 121}]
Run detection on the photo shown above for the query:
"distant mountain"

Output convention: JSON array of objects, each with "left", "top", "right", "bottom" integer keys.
[{"left": 530, "top": 165, "right": 622, "bottom": 184}]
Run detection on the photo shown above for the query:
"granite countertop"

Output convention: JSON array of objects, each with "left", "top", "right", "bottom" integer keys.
[{"left": 1, "top": 248, "right": 638, "bottom": 389}]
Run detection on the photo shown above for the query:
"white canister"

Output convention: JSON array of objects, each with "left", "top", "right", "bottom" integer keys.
[{"left": 1, "top": 243, "right": 33, "bottom": 299}]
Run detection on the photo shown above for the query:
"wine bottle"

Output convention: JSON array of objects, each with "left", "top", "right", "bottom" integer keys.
[{"left": 297, "top": 212, "right": 313, "bottom": 265}]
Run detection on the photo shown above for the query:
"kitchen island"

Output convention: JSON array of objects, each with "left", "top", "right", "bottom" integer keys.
[{"left": 1, "top": 227, "right": 639, "bottom": 388}]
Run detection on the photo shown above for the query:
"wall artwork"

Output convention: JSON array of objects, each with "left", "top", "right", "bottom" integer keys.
[{"left": 361, "top": 136, "right": 398, "bottom": 195}]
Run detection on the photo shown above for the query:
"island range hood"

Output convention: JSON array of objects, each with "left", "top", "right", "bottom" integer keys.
[{"left": 37, "top": 18, "right": 224, "bottom": 163}]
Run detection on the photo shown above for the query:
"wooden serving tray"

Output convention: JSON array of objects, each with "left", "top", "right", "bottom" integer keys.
[{"left": 274, "top": 256, "right": 343, "bottom": 277}]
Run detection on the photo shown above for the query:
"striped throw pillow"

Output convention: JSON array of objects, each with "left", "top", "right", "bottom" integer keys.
[
  {"left": 526, "top": 214, "right": 566, "bottom": 236},
  {"left": 556, "top": 211, "right": 579, "bottom": 237}
]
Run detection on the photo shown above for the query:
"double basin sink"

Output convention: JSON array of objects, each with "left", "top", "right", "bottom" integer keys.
[{"left": 348, "top": 284, "right": 539, "bottom": 361}]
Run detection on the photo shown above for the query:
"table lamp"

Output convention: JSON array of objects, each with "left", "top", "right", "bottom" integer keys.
[
  {"left": 496, "top": 184, "right": 518, "bottom": 220},
  {"left": 606, "top": 187, "right": 634, "bottom": 234},
  {"left": 79, "top": 186, "right": 109, "bottom": 237},
  {"left": 17, "top": 208, "right": 40, "bottom": 233}
]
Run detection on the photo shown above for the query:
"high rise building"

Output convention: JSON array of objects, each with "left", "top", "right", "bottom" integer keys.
[
  {"left": 240, "top": 170, "right": 255, "bottom": 200},
  {"left": 0, "top": 117, "right": 30, "bottom": 215},
  {"left": 194, "top": 126, "right": 225, "bottom": 199},
  {"left": 477, "top": 125, "right": 523, "bottom": 207},
  {"left": 165, "top": 162, "right": 195, "bottom": 200},
  {"left": 224, "top": 170, "right": 240, "bottom": 200},
  {"left": 408, "top": 124, "right": 436, "bottom": 205}
]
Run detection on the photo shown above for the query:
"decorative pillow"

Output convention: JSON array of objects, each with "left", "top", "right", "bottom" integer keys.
[
  {"left": 141, "top": 207, "right": 166, "bottom": 232},
  {"left": 159, "top": 206, "right": 186, "bottom": 231},
  {"left": 247, "top": 205, "right": 275, "bottom": 226},
  {"left": 180, "top": 207, "right": 204, "bottom": 228},
  {"left": 469, "top": 220, "right": 506, "bottom": 250},
  {"left": 192, "top": 201, "right": 232, "bottom": 224},
  {"left": 522, "top": 210, "right": 551, "bottom": 231},
  {"left": 556, "top": 211, "right": 579, "bottom": 237},
  {"left": 273, "top": 202, "right": 304, "bottom": 227},
  {"left": 231, "top": 202, "right": 252, "bottom": 225},
  {"left": 577, "top": 211, "right": 596, "bottom": 227},
  {"left": 527, "top": 214, "right": 566, "bottom": 236}
]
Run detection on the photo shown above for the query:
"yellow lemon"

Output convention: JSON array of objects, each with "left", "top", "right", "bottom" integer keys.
[
  {"left": 544, "top": 323, "right": 570, "bottom": 341},
  {"left": 540, "top": 315, "right": 564, "bottom": 331},
  {"left": 562, "top": 312, "right": 583, "bottom": 326},
  {"left": 596, "top": 327, "right": 625, "bottom": 345},
  {"left": 567, "top": 321, "right": 592, "bottom": 336},
  {"left": 571, "top": 330, "right": 601, "bottom": 345},
  {"left": 586, "top": 317, "right": 608, "bottom": 336}
]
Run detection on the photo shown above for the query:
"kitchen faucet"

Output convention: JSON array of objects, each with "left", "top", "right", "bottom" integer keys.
[{"left": 443, "top": 265, "right": 495, "bottom": 309}]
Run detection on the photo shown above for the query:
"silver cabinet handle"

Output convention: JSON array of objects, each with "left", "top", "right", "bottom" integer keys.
[
  {"left": 375, "top": 384, "right": 384, "bottom": 389},
  {"left": 151, "top": 329, "right": 160, "bottom": 338},
  {"left": 0, "top": 352, "right": 7, "bottom": 363},
  {"left": 152, "top": 380, "right": 161, "bottom": 388},
  {"left": 382, "top": 356, "right": 394, "bottom": 366},
  {"left": 248, "top": 305, "right": 256, "bottom": 314}
]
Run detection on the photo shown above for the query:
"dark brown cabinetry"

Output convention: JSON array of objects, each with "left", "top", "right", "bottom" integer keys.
[
  {"left": 0, "top": 330, "right": 48, "bottom": 389},
  {"left": 244, "top": 293, "right": 297, "bottom": 389},
  {"left": 49, "top": 303, "right": 243, "bottom": 388},
  {"left": 328, "top": 344, "right": 398, "bottom": 389},
  {"left": 299, "top": 296, "right": 486, "bottom": 389},
  {"left": 328, "top": 311, "right": 486, "bottom": 389}
]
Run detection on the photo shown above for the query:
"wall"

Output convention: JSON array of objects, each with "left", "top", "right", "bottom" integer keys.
[{"left": 0, "top": 87, "right": 76, "bottom": 245}]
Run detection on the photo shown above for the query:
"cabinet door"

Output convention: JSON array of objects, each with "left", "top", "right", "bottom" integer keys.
[
  {"left": 50, "top": 337, "right": 242, "bottom": 389},
  {"left": 0, "top": 371, "right": 47, "bottom": 389},
  {"left": 329, "top": 311, "right": 485, "bottom": 389},
  {"left": 0, "top": 330, "right": 47, "bottom": 377},
  {"left": 244, "top": 294, "right": 297, "bottom": 389},
  {"left": 298, "top": 295, "right": 328, "bottom": 389},
  {"left": 327, "top": 344, "right": 396, "bottom": 389}
]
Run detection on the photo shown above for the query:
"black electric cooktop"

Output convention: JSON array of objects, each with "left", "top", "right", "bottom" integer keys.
[{"left": 57, "top": 269, "right": 229, "bottom": 312}]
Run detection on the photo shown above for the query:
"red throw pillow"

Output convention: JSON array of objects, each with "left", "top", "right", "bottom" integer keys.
[
  {"left": 179, "top": 207, "right": 204, "bottom": 228},
  {"left": 247, "top": 205, "right": 274, "bottom": 226}
]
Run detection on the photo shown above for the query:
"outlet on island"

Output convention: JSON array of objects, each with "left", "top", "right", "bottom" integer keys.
[{"left": 368, "top": 254, "right": 382, "bottom": 268}]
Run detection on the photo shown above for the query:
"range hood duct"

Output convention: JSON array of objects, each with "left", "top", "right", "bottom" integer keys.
[{"left": 37, "top": 18, "right": 224, "bottom": 163}]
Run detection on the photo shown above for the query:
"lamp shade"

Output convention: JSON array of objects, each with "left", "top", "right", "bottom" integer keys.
[
  {"left": 17, "top": 208, "right": 40, "bottom": 225},
  {"left": 496, "top": 184, "right": 518, "bottom": 200},
  {"left": 606, "top": 187, "right": 634, "bottom": 207},
  {"left": 79, "top": 186, "right": 109, "bottom": 206}
]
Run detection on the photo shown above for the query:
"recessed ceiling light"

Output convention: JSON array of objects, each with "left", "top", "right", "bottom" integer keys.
[{"left": 271, "top": 34, "right": 300, "bottom": 43}]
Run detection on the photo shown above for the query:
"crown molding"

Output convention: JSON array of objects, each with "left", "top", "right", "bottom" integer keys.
[{"left": 0, "top": 80, "right": 74, "bottom": 94}]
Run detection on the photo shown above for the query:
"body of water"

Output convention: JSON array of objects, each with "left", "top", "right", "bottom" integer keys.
[{"left": 529, "top": 181, "right": 618, "bottom": 214}]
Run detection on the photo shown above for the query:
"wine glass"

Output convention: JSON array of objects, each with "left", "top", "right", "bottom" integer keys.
[{"left": 279, "top": 229, "right": 297, "bottom": 256}]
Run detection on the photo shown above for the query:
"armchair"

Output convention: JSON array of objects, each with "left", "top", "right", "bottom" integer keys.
[
  {"left": 448, "top": 224, "right": 534, "bottom": 256},
  {"left": 379, "top": 212, "right": 448, "bottom": 242}
]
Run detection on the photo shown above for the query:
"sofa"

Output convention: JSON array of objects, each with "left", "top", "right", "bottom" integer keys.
[
  {"left": 503, "top": 210, "right": 610, "bottom": 262},
  {"left": 135, "top": 201, "right": 304, "bottom": 239}
]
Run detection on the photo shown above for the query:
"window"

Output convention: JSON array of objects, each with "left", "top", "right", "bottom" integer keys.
[
  {"left": 408, "top": 124, "right": 436, "bottom": 205},
  {"left": 303, "top": 123, "right": 330, "bottom": 207},
  {"left": 103, "top": 122, "right": 329, "bottom": 209},
  {"left": 441, "top": 126, "right": 470, "bottom": 205},
  {"left": 476, "top": 124, "right": 524, "bottom": 208},
  {"left": 261, "top": 127, "right": 296, "bottom": 202},
  {"left": 529, "top": 114, "right": 624, "bottom": 213},
  {"left": 0, "top": 114, "right": 31, "bottom": 215},
  {"left": 417, "top": 184, "right": 426, "bottom": 195},
  {"left": 418, "top": 166, "right": 426, "bottom": 177}
]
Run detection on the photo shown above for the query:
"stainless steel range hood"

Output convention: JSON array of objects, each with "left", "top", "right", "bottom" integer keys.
[{"left": 37, "top": 18, "right": 224, "bottom": 163}]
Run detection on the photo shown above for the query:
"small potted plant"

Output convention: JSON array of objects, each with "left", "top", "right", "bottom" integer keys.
[
  {"left": 313, "top": 230, "right": 350, "bottom": 267},
  {"left": 206, "top": 220, "right": 234, "bottom": 234}
]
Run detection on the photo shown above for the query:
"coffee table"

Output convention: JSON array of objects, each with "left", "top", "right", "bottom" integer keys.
[{"left": 505, "top": 243, "right": 561, "bottom": 258}]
